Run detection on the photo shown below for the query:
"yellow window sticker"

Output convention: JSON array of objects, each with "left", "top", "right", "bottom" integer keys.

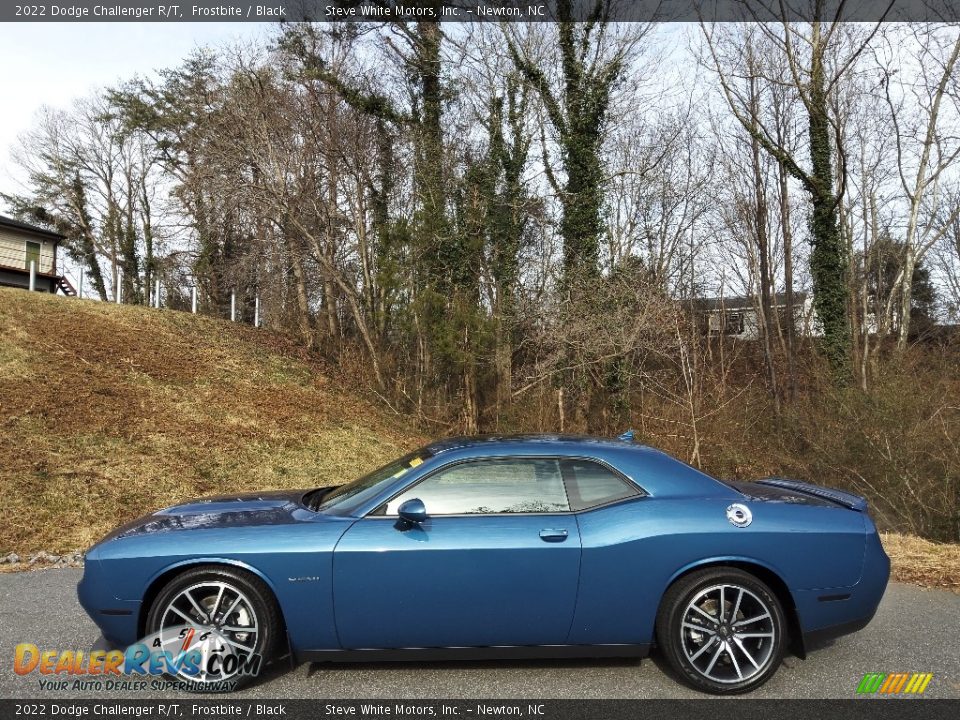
[{"left": 409, "top": 457, "right": 424, "bottom": 467}]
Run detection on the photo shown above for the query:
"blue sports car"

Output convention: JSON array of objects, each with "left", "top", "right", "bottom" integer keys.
[{"left": 78, "top": 434, "right": 889, "bottom": 694}]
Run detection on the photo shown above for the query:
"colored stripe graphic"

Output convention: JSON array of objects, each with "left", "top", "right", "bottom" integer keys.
[
  {"left": 879, "top": 674, "right": 899, "bottom": 693},
  {"left": 891, "top": 674, "right": 909, "bottom": 693},
  {"left": 856, "top": 673, "right": 886, "bottom": 693},
  {"left": 857, "top": 673, "right": 932, "bottom": 695}
]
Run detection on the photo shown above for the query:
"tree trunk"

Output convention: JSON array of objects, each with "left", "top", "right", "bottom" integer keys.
[
  {"left": 285, "top": 234, "right": 314, "bottom": 349},
  {"left": 748, "top": 70, "right": 780, "bottom": 412},
  {"left": 897, "top": 243, "right": 916, "bottom": 345},
  {"left": 324, "top": 160, "right": 341, "bottom": 339},
  {"left": 494, "top": 323, "right": 511, "bottom": 429},
  {"left": 806, "top": 20, "right": 850, "bottom": 378},
  {"left": 462, "top": 322, "right": 479, "bottom": 434},
  {"left": 140, "top": 177, "right": 154, "bottom": 303},
  {"left": 778, "top": 160, "right": 797, "bottom": 400},
  {"left": 70, "top": 174, "right": 107, "bottom": 301}
]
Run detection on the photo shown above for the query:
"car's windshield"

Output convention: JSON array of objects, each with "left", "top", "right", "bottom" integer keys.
[{"left": 310, "top": 449, "right": 433, "bottom": 512}]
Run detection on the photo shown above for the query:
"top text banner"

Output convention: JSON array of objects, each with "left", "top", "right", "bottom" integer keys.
[{"left": 2, "top": 0, "right": 958, "bottom": 23}]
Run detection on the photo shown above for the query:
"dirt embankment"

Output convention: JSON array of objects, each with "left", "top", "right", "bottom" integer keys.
[{"left": 0, "top": 288, "right": 422, "bottom": 554}]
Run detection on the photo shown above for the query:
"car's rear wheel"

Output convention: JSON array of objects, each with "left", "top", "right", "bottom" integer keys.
[
  {"left": 655, "top": 567, "right": 786, "bottom": 694},
  {"left": 145, "top": 566, "right": 282, "bottom": 692}
]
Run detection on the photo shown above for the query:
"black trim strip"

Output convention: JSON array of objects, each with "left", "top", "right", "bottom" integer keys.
[
  {"left": 817, "top": 593, "right": 852, "bottom": 602},
  {"left": 299, "top": 643, "right": 650, "bottom": 664},
  {"left": 802, "top": 614, "right": 873, "bottom": 652},
  {"left": 99, "top": 609, "right": 134, "bottom": 616}
]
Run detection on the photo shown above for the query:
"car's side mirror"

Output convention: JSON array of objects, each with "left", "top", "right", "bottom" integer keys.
[{"left": 397, "top": 498, "right": 427, "bottom": 525}]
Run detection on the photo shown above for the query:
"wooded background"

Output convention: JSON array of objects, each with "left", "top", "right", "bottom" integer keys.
[{"left": 3, "top": 10, "right": 960, "bottom": 541}]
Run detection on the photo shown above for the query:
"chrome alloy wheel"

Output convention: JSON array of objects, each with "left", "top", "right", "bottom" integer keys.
[
  {"left": 158, "top": 581, "right": 259, "bottom": 683},
  {"left": 679, "top": 583, "right": 776, "bottom": 685}
]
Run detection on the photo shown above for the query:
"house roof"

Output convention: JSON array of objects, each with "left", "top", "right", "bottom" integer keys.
[
  {"left": 0, "top": 215, "right": 66, "bottom": 243},
  {"left": 695, "top": 292, "right": 808, "bottom": 312}
]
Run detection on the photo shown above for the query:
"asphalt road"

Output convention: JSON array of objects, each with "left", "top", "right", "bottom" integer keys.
[{"left": 0, "top": 568, "right": 957, "bottom": 700}]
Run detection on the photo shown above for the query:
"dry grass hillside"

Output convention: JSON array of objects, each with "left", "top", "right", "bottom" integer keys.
[
  {"left": 0, "top": 289, "right": 956, "bottom": 592},
  {"left": 880, "top": 533, "right": 960, "bottom": 592},
  {"left": 0, "top": 288, "right": 422, "bottom": 555}
]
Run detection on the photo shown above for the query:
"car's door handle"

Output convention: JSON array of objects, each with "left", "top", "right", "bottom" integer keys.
[{"left": 539, "top": 529, "right": 569, "bottom": 542}]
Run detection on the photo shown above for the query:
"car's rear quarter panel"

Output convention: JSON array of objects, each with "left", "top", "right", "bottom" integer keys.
[{"left": 569, "top": 496, "right": 868, "bottom": 645}]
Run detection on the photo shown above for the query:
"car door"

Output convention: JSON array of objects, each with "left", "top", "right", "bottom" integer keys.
[{"left": 332, "top": 457, "right": 582, "bottom": 649}]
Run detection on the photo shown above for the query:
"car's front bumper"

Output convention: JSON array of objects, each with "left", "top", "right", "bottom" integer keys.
[{"left": 77, "top": 553, "right": 141, "bottom": 648}]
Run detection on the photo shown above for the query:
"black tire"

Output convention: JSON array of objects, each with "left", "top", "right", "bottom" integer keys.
[
  {"left": 655, "top": 567, "right": 786, "bottom": 695},
  {"left": 145, "top": 565, "right": 283, "bottom": 692}
]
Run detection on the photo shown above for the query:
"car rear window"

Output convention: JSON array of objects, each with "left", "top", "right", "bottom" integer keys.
[{"left": 562, "top": 459, "right": 639, "bottom": 511}]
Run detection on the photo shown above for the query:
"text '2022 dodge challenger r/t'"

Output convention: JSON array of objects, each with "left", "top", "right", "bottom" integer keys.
[{"left": 78, "top": 434, "right": 889, "bottom": 694}]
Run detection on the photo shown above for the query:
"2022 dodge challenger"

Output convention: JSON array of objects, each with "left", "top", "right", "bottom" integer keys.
[{"left": 78, "top": 434, "right": 890, "bottom": 694}]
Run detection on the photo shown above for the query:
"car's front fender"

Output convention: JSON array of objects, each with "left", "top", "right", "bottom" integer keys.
[{"left": 85, "top": 517, "right": 356, "bottom": 652}]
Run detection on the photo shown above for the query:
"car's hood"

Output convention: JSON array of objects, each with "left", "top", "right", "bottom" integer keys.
[{"left": 101, "top": 489, "right": 312, "bottom": 541}]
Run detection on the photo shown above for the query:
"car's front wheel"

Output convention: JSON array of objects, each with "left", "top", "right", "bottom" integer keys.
[
  {"left": 655, "top": 567, "right": 786, "bottom": 694},
  {"left": 145, "top": 566, "right": 282, "bottom": 692}
]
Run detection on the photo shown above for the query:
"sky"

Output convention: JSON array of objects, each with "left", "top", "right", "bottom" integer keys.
[{"left": 0, "top": 22, "right": 268, "bottom": 208}]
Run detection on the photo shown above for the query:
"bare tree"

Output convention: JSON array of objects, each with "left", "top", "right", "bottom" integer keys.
[
  {"left": 6, "top": 96, "right": 162, "bottom": 303},
  {"left": 701, "top": 11, "right": 889, "bottom": 377},
  {"left": 875, "top": 25, "right": 960, "bottom": 347}
]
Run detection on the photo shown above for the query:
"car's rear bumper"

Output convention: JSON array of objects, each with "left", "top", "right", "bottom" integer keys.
[
  {"left": 801, "top": 612, "right": 876, "bottom": 651},
  {"left": 795, "top": 524, "right": 890, "bottom": 651}
]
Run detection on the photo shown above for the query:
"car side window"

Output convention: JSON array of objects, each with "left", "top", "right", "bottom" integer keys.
[
  {"left": 384, "top": 458, "right": 569, "bottom": 516},
  {"left": 562, "top": 459, "right": 639, "bottom": 511}
]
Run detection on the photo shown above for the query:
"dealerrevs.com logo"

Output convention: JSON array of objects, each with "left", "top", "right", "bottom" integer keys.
[
  {"left": 856, "top": 673, "right": 934, "bottom": 696},
  {"left": 14, "top": 626, "right": 262, "bottom": 693}
]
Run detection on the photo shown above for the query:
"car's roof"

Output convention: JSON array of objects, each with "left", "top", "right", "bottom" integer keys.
[
  {"left": 417, "top": 434, "right": 737, "bottom": 499},
  {"left": 424, "top": 434, "right": 643, "bottom": 455}
]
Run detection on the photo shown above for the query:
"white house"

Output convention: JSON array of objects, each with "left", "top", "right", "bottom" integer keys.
[
  {"left": 0, "top": 215, "right": 74, "bottom": 295},
  {"left": 697, "top": 292, "right": 821, "bottom": 339}
]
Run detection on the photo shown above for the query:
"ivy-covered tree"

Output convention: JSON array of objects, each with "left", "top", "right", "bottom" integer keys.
[
  {"left": 702, "top": 13, "right": 888, "bottom": 378},
  {"left": 507, "top": 1, "right": 644, "bottom": 283}
]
